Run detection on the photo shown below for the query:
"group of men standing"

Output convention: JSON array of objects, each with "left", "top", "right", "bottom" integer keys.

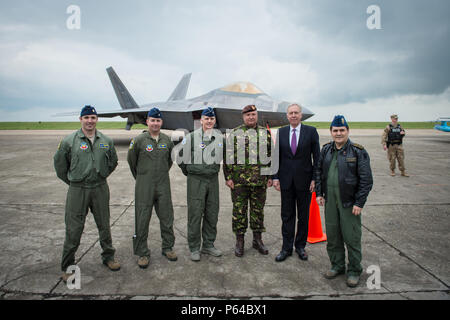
[{"left": 55, "top": 103, "right": 411, "bottom": 288}]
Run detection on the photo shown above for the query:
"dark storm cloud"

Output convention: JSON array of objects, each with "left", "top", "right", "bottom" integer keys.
[
  {"left": 276, "top": 0, "right": 450, "bottom": 105},
  {"left": 0, "top": 0, "right": 448, "bottom": 120}
]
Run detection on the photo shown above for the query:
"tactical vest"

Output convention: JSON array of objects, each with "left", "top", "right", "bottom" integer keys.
[{"left": 388, "top": 124, "right": 403, "bottom": 144}]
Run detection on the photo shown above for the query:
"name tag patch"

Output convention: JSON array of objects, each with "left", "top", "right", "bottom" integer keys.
[
  {"left": 158, "top": 144, "right": 167, "bottom": 149},
  {"left": 346, "top": 157, "right": 357, "bottom": 162},
  {"left": 99, "top": 143, "right": 109, "bottom": 149}
]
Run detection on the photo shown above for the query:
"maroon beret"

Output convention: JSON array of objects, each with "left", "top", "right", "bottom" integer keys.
[{"left": 242, "top": 104, "right": 257, "bottom": 114}]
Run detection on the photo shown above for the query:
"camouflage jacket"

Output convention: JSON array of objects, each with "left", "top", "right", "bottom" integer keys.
[{"left": 223, "top": 124, "right": 272, "bottom": 187}]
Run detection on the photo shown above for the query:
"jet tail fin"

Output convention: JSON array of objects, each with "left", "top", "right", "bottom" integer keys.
[
  {"left": 106, "top": 67, "right": 139, "bottom": 110},
  {"left": 167, "top": 73, "right": 191, "bottom": 101}
]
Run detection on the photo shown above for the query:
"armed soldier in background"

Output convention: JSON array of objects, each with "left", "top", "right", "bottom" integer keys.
[{"left": 382, "top": 114, "right": 409, "bottom": 177}]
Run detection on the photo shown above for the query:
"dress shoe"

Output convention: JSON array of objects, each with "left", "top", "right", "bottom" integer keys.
[
  {"left": 275, "top": 250, "right": 292, "bottom": 262},
  {"left": 235, "top": 234, "right": 244, "bottom": 257},
  {"left": 324, "top": 269, "right": 345, "bottom": 279},
  {"left": 252, "top": 232, "right": 269, "bottom": 255},
  {"left": 296, "top": 248, "right": 308, "bottom": 261}
]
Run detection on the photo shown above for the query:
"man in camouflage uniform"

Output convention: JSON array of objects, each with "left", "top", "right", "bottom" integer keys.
[
  {"left": 223, "top": 104, "right": 273, "bottom": 257},
  {"left": 54, "top": 105, "right": 120, "bottom": 282},
  {"left": 382, "top": 114, "right": 409, "bottom": 177},
  {"left": 127, "top": 107, "right": 177, "bottom": 268},
  {"left": 178, "top": 107, "right": 223, "bottom": 261}
]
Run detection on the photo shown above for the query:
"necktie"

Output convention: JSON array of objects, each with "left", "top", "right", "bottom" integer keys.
[{"left": 291, "top": 128, "right": 297, "bottom": 155}]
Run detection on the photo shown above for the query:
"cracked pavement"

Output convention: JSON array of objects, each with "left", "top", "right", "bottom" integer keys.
[{"left": 0, "top": 129, "right": 449, "bottom": 300}]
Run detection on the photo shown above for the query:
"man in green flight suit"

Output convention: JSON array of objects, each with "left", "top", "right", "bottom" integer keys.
[
  {"left": 127, "top": 107, "right": 177, "bottom": 268},
  {"left": 223, "top": 104, "right": 273, "bottom": 257},
  {"left": 54, "top": 105, "right": 120, "bottom": 282},
  {"left": 315, "top": 115, "right": 373, "bottom": 287},
  {"left": 178, "top": 107, "right": 223, "bottom": 261}
]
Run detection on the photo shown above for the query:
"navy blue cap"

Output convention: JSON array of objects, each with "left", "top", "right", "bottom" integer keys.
[
  {"left": 80, "top": 105, "right": 97, "bottom": 117},
  {"left": 330, "top": 115, "right": 348, "bottom": 128},
  {"left": 202, "top": 107, "right": 215, "bottom": 117},
  {"left": 147, "top": 107, "right": 162, "bottom": 119}
]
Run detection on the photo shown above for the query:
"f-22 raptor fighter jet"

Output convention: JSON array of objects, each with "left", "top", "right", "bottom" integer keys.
[{"left": 101, "top": 66, "right": 314, "bottom": 131}]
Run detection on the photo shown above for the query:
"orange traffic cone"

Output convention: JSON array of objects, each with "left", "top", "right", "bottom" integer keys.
[{"left": 307, "top": 192, "right": 327, "bottom": 243}]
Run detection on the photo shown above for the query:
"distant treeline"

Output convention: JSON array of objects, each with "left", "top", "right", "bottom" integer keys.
[{"left": 0, "top": 121, "right": 436, "bottom": 130}]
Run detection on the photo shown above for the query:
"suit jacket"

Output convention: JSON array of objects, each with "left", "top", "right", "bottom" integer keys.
[{"left": 273, "top": 124, "right": 320, "bottom": 191}]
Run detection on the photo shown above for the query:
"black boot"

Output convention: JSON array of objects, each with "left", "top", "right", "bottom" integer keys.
[
  {"left": 252, "top": 232, "right": 269, "bottom": 255},
  {"left": 235, "top": 234, "right": 244, "bottom": 257}
]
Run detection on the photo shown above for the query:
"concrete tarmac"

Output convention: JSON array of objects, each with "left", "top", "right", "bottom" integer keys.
[{"left": 0, "top": 129, "right": 449, "bottom": 300}]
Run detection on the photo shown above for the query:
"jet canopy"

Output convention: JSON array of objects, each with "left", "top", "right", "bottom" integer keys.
[{"left": 220, "top": 82, "right": 264, "bottom": 95}]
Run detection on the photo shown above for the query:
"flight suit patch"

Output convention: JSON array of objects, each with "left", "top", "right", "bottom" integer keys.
[
  {"left": 158, "top": 144, "right": 167, "bottom": 149},
  {"left": 99, "top": 143, "right": 109, "bottom": 149},
  {"left": 346, "top": 157, "right": 357, "bottom": 162},
  {"left": 146, "top": 144, "right": 153, "bottom": 152},
  {"left": 80, "top": 142, "right": 88, "bottom": 150}
]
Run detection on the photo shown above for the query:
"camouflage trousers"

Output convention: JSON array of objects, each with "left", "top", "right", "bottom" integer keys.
[
  {"left": 231, "top": 185, "right": 267, "bottom": 235},
  {"left": 387, "top": 144, "right": 406, "bottom": 172}
]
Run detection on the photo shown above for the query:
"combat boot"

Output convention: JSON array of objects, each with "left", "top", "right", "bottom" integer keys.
[
  {"left": 401, "top": 171, "right": 409, "bottom": 177},
  {"left": 137, "top": 256, "right": 150, "bottom": 269},
  {"left": 103, "top": 260, "right": 121, "bottom": 271},
  {"left": 61, "top": 272, "right": 72, "bottom": 283},
  {"left": 346, "top": 275, "right": 360, "bottom": 288},
  {"left": 235, "top": 234, "right": 244, "bottom": 257},
  {"left": 252, "top": 232, "right": 269, "bottom": 255},
  {"left": 324, "top": 269, "right": 345, "bottom": 280},
  {"left": 390, "top": 170, "right": 396, "bottom": 176}
]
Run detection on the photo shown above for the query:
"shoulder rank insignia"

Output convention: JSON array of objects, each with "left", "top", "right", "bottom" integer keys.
[{"left": 352, "top": 142, "right": 364, "bottom": 149}]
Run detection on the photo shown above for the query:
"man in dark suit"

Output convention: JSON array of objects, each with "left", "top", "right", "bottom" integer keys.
[{"left": 273, "top": 104, "right": 320, "bottom": 262}]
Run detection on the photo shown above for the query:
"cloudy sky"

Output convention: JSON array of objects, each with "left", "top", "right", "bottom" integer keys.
[{"left": 0, "top": 0, "right": 449, "bottom": 122}]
